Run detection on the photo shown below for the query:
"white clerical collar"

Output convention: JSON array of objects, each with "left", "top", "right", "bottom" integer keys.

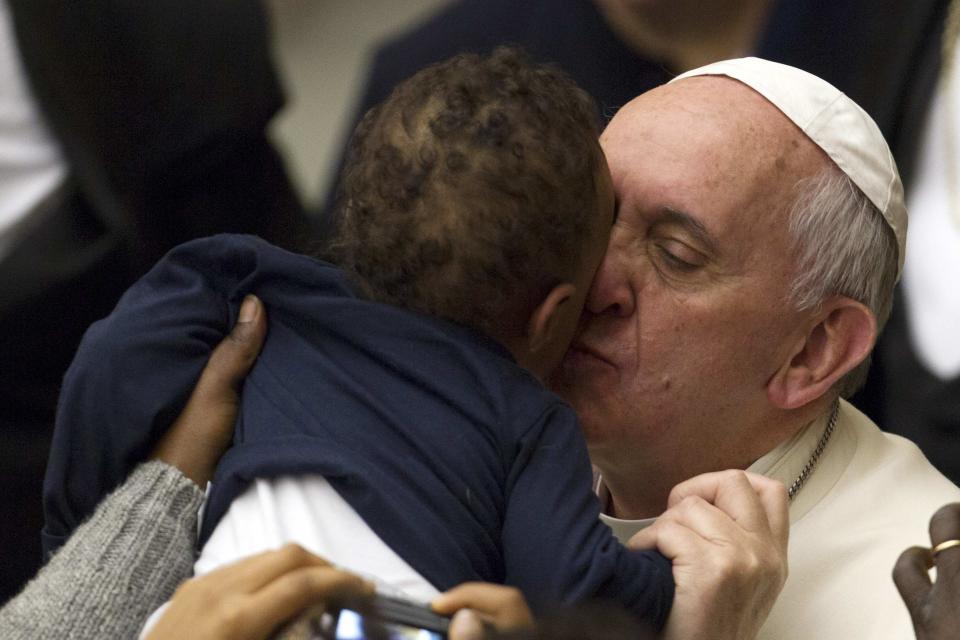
[
  {"left": 595, "top": 475, "right": 656, "bottom": 543},
  {"left": 596, "top": 403, "right": 852, "bottom": 544}
]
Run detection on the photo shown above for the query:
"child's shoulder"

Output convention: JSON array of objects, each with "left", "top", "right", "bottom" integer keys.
[
  {"left": 167, "top": 233, "right": 329, "bottom": 267},
  {"left": 152, "top": 233, "right": 347, "bottom": 289}
]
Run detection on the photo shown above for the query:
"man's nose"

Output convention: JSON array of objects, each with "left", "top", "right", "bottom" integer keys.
[{"left": 585, "top": 240, "right": 635, "bottom": 318}]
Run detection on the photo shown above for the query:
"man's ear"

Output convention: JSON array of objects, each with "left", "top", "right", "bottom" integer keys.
[
  {"left": 767, "top": 297, "right": 877, "bottom": 410},
  {"left": 527, "top": 283, "right": 577, "bottom": 353}
]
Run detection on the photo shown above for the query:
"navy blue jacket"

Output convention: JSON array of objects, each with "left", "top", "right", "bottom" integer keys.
[{"left": 44, "top": 234, "right": 673, "bottom": 627}]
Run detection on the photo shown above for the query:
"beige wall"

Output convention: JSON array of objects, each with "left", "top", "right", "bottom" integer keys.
[{"left": 266, "top": 0, "right": 449, "bottom": 207}]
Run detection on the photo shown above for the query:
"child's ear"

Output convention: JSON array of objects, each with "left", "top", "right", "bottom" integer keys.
[
  {"left": 527, "top": 283, "right": 577, "bottom": 353},
  {"left": 767, "top": 296, "right": 876, "bottom": 409}
]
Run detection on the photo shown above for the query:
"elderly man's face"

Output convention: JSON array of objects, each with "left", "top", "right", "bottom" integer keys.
[{"left": 552, "top": 77, "right": 830, "bottom": 483}]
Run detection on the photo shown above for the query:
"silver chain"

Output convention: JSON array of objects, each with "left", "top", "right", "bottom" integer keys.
[{"left": 787, "top": 400, "right": 840, "bottom": 501}]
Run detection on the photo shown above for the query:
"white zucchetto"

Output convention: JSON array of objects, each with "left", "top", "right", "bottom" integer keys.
[{"left": 670, "top": 57, "right": 908, "bottom": 278}]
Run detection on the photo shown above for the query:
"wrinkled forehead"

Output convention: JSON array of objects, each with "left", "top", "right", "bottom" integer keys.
[
  {"left": 600, "top": 77, "right": 831, "bottom": 257},
  {"left": 605, "top": 78, "right": 828, "bottom": 197},
  {"left": 603, "top": 77, "right": 819, "bottom": 162}
]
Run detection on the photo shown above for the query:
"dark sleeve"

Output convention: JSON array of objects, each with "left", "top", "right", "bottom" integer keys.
[
  {"left": 500, "top": 405, "right": 674, "bottom": 630},
  {"left": 41, "top": 235, "right": 260, "bottom": 557}
]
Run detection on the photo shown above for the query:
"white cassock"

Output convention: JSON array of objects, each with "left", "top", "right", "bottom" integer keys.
[{"left": 597, "top": 399, "right": 960, "bottom": 640}]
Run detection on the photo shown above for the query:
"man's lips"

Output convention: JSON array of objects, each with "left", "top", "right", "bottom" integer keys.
[{"left": 566, "top": 341, "right": 616, "bottom": 368}]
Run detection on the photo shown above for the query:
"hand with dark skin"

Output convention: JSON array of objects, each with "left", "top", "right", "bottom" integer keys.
[
  {"left": 894, "top": 503, "right": 960, "bottom": 640},
  {"left": 150, "top": 294, "right": 266, "bottom": 487}
]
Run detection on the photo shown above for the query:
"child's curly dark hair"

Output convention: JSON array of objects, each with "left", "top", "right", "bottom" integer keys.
[{"left": 330, "top": 46, "right": 603, "bottom": 338}]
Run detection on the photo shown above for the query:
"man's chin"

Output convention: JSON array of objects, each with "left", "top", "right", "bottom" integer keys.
[{"left": 549, "top": 369, "right": 604, "bottom": 421}]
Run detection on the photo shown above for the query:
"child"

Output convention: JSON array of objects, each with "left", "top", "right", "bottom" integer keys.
[{"left": 45, "top": 48, "right": 673, "bottom": 630}]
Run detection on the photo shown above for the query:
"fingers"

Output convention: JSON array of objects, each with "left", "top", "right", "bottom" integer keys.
[
  {"left": 432, "top": 582, "right": 523, "bottom": 618},
  {"left": 218, "top": 544, "right": 333, "bottom": 593},
  {"left": 243, "top": 565, "right": 374, "bottom": 639},
  {"left": 432, "top": 583, "right": 533, "bottom": 631},
  {"left": 928, "top": 503, "right": 960, "bottom": 575},
  {"left": 629, "top": 477, "right": 791, "bottom": 640},
  {"left": 662, "top": 496, "right": 741, "bottom": 546},
  {"left": 893, "top": 546, "right": 933, "bottom": 624},
  {"left": 667, "top": 470, "right": 762, "bottom": 520},
  {"left": 632, "top": 477, "right": 788, "bottom": 605},
  {"left": 639, "top": 471, "right": 789, "bottom": 573},
  {"left": 746, "top": 472, "right": 790, "bottom": 552},
  {"left": 928, "top": 503, "right": 960, "bottom": 543},
  {"left": 666, "top": 470, "right": 787, "bottom": 547},
  {"left": 627, "top": 517, "right": 705, "bottom": 562},
  {"left": 150, "top": 546, "right": 370, "bottom": 640},
  {"left": 448, "top": 610, "right": 488, "bottom": 640}
]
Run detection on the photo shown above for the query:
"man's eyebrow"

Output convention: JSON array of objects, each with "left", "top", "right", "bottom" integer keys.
[{"left": 657, "top": 207, "right": 719, "bottom": 254}]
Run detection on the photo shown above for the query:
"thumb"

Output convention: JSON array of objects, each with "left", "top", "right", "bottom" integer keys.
[
  {"left": 150, "top": 294, "right": 267, "bottom": 485},
  {"left": 202, "top": 295, "right": 268, "bottom": 397}
]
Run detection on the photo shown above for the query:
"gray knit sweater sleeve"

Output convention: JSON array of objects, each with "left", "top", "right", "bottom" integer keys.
[{"left": 0, "top": 461, "right": 203, "bottom": 639}]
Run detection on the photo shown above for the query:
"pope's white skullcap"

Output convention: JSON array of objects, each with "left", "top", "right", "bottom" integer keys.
[{"left": 670, "top": 57, "right": 907, "bottom": 277}]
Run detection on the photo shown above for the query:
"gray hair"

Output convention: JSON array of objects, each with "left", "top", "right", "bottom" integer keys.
[{"left": 786, "top": 168, "right": 899, "bottom": 398}]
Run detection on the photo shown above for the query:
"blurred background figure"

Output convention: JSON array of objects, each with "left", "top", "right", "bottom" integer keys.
[
  {"left": 317, "top": 0, "right": 943, "bottom": 220},
  {"left": 0, "top": 0, "right": 308, "bottom": 601},
  {"left": 868, "top": 0, "right": 960, "bottom": 484}
]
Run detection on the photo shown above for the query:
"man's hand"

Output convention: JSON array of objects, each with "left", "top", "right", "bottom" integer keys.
[
  {"left": 146, "top": 544, "right": 373, "bottom": 640},
  {"left": 150, "top": 294, "right": 267, "bottom": 486},
  {"left": 893, "top": 503, "right": 960, "bottom": 640},
  {"left": 629, "top": 470, "right": 789, "bottom": 640}
]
